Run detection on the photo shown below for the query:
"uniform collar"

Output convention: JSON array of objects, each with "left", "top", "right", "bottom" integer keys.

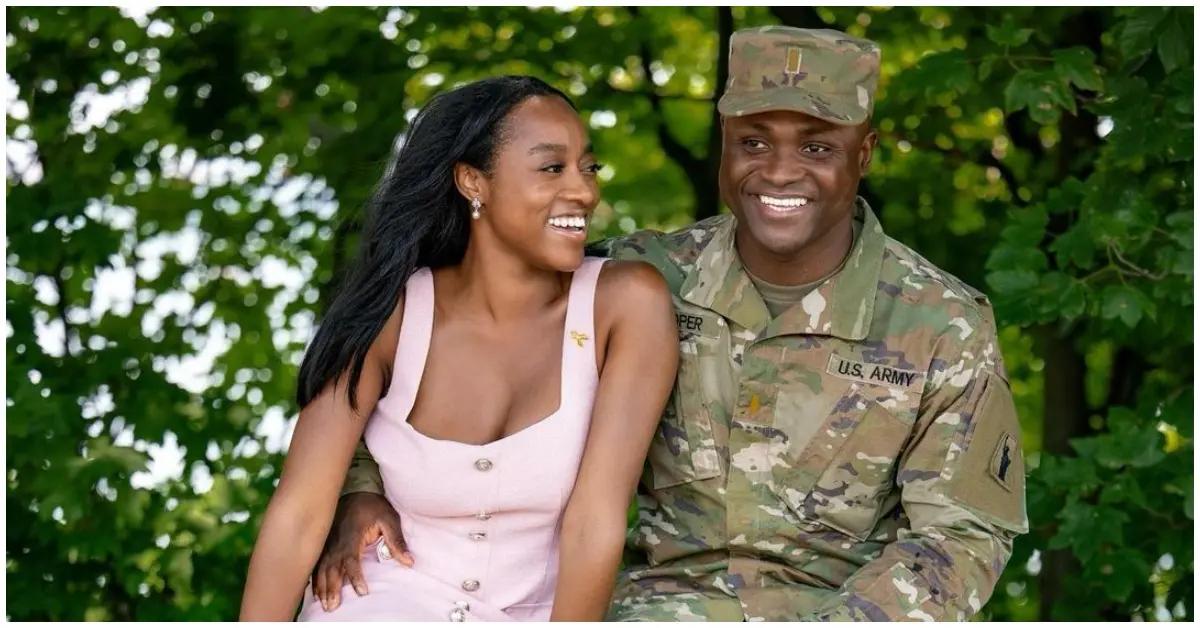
[{"left": 679, "top": 197, "right": 885, "bottom": 341}]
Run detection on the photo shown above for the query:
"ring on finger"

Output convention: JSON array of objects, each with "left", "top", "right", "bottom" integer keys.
[{"left": 375, "top": 539, "right": 392, "bottom": 562}]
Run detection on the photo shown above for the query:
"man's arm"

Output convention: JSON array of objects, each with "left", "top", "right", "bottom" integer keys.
[
  {"left": 801, "top": 318, "right": 1028, "bottom": 622},
  {"left": 342, "top": 440, "right": 385, "bottom": 496}
]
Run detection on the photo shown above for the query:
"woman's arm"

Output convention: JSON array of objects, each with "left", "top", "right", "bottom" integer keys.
[
  {"left": 549, "top": 261, "right": 679, "bottom": 621},
  {"left": 239, "top": 298, "right": 403, "bottom": 620}
]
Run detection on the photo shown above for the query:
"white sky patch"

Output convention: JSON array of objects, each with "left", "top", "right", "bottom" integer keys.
[
  {"left": 68, "top": 76, "right": 152, "bottom": 134},
  {"left": 130, "top": 431, "right": 186, "bottom": 489}
]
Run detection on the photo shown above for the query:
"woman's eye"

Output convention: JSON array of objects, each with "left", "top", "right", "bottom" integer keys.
[
  {"left": 584, "top": 163, "right": 604, "bottom": 175},
  {"left": 542, "top": 164, "right": 565, "bottom": 174}
]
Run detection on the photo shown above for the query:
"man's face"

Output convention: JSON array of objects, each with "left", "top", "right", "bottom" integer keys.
[{"left": 719, "top": 109, "right": 876, "bottom": 260}]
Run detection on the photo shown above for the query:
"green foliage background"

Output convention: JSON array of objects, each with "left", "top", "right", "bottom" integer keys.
[{"left": 5, "top": 6, "right": 1193, "bottom": 621}]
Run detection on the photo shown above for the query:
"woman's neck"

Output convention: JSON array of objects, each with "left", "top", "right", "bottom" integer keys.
[{"left": 439, "top": 238, "right": 569, "bottom": 322}]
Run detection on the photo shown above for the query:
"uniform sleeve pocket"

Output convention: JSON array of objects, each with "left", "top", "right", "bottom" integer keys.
[{"left": 647, "top": 338, "right": 722, "bottom": 490}]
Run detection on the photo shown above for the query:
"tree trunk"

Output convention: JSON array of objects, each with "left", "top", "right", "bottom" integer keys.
[
  {"left": 1035, "top": 325, "right": 1090, "bottom": 620},
  {"left": 696, "top": 6, "right": 733, "bottom": 220}
]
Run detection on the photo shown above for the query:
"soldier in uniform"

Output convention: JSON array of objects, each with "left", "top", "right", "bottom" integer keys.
[{"left": 312, "top": 25, "right": 1028, "bottom": 621}]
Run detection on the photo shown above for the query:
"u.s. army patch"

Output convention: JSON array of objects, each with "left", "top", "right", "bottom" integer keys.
[
  {"left": 826, "top": 353, "right": 925, "bottom": 389},
  {"left": 990, "top": 432, "right": 1017, "bottom": 491}
]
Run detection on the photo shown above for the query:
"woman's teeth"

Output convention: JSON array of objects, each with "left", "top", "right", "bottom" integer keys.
[
  {"left": 758, "top": 194, "right": 810, "bottom": 209},
  {"left": 547, "top": 216, "right": 587, "bottom": 230}
]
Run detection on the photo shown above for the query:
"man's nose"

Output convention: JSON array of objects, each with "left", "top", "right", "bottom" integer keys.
[{"left": 761, "top": 151, "right": 809, "bottom": 189}]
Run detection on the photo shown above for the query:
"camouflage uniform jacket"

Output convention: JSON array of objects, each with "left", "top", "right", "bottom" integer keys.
[
  {"left": 341, "top": 198, "right": 1027, "bottom": 621},
  {"left": 601, "top": 198, "right": 1027, "bottom": 621}
]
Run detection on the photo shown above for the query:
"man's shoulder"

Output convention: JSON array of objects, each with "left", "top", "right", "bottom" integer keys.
[
  {"left": 603, "top": 214, "right": 733, "bottom": 292},
  {"left": 876, "top": 236, "right": 999, "bottom": 347}
]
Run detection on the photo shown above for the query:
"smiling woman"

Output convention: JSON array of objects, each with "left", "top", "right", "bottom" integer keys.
[{"left": 238, "top": 75, "right": 678, "bottom": 622}]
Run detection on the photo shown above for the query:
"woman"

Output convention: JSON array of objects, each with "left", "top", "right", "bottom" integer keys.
[{"left": 239, "top": 76, "right": 678, "bottom": 621}]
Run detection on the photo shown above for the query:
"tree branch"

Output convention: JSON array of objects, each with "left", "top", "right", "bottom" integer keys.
[{"left": 52, "top": 260, "right": 74, "bottom": 358}]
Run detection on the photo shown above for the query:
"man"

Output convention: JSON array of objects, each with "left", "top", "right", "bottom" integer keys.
[{"left": 311, "top": 25, "right": 1028, "bottom": 621}]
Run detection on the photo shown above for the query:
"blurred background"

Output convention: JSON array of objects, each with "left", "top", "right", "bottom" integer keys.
[{"left": 5, "top": 5, "right": 1193, "bottom": 621}]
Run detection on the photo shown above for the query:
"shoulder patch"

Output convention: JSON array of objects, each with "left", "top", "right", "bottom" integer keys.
[{"left": 948, "top": 372, "right": 1028, "bottom": 533}]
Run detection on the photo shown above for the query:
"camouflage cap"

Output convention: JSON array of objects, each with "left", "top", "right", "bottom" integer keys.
[{"left": 718, "top": 26, "right": 881, "bottom": 125}]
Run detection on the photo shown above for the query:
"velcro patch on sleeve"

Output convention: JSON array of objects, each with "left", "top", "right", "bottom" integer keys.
[
  {"left": 826, "top": 353, "right": 925, "bottom": 389},
  {"left": 949, "top": 371, "right": 1028, "bottom": 533}
]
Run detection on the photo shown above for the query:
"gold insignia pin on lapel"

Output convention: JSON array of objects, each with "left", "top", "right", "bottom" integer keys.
[{"left": 570, "top": 331, "right": 589, "bottom": 347}]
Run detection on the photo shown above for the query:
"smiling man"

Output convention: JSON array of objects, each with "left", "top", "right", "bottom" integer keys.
[{"left": 316, "top": 25, "right": 1028, "bottom": 622}]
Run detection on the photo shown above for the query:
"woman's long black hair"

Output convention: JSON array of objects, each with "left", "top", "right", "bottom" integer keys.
[{"left": 296, "top": 75, "right": 575, "bottom": 411}]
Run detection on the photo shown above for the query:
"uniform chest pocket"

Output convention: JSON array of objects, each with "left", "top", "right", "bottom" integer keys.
[
  {"left": 646, "top": 334, "right": 724, "bottom": 490},
  {"left": 771, "top": 399, "right": 914, "bottom": 541}
]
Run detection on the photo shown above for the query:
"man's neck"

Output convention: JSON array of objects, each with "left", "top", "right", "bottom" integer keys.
[{"left": 734, "top": 213, "right": 856, "bottom": 286}]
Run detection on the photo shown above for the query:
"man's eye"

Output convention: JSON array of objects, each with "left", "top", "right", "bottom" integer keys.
[
  {"left": 803, "top": 144, "right": 831, "bottom": 153},
  {"left": 742, "top": 138, "right": 767, "bottom": 150}
]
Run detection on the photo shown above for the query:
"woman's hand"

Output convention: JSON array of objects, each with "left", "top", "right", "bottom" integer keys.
[{"left": 312, "top": 492, "right": 412, "bottom": 612}]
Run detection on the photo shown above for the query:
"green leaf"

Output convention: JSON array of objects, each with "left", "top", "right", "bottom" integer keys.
[
  {"left": 1156, "top": 13, "right": 1191, "bottom": 74},
  {"left": 978, "top": 56, "right": 997, "bottom": 81},
  {"left": 987, "top": 243, "right": 1048, "bottom": 273},
  {"left": 986, "top": 16, "right": 1034, "bottom": 47},
  {"left": 1053, "top": 47, "right": 1103, "bottom": 92},
  {"left": 1060, "top": 280, "right": 1087, "bottom": 320},
  {"left": 1051, "top": 224, "right": 1097, "bottom": 269},
  {"left": 1098, "top": 549, "right": 1151, "bottom": 602},
  {"left": 1004, "top": 69, "right": 1072, "bottom": 124},
  {"left": 987, "top": 269, "right": 1039, "bottom": 293},
  {"left": 1101, "top": 285, "right": 1145, "bottom": 327},
  {"left": 1118, "top": 7, "right": 1168, "bottom": 60},
  {"left": 910, "top": 50, "right": 974, "bottom": 96}
]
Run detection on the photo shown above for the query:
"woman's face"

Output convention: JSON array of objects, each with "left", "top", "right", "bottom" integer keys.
[{"left": 474, "top": 95, "right": 600, "bottom": 272}]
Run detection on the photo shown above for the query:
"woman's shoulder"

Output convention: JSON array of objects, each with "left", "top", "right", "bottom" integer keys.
[
  {"left": 367, "top": 283, "right": 408, "bottom": 370},
  {"left": 594, "top": 259, "right": 673, "bottom": 320}
]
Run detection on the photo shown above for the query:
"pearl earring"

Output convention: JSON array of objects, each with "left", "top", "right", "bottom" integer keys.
[{"left": 471, "top": 197, "right": 482, "bottom": 220}]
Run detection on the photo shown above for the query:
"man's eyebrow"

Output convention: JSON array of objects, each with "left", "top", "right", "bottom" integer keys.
[
  {"left": 528, "top": 142, "right": 595, "bottom": 155},
  {"left": 745, "top": 122, "right": 835, "bottom": 137}
]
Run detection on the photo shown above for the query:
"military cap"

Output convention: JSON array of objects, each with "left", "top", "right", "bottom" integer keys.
[{"left": 718, "top": 25, "right": 881, "bottom": 125}]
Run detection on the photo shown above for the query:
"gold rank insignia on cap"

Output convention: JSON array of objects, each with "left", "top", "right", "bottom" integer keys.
[
  {"left": 785, "top": 46, "right": 802, "bottom": 74},
  {"left": 719, "top": 25, "right": 881, "bottom": 125}
]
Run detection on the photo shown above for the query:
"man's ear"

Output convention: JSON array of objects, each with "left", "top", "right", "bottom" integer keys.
[
  {"left": 859, "top": 128, "right": 878, "bottom": 175},
  {"left": 453, "top": 162, "right": 488, "bottom": 205}
]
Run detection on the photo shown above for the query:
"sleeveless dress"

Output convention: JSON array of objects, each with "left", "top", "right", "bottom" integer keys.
[{"left": 298, "top": 258, "right": 606, "bottom": 622}]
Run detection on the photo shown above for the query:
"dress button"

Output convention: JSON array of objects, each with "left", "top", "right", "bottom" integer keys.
[
  {"left": 462, "top": 579, "right": 480, "bottom": 592},
  {"left": 469, "top": 532, "right": 487, "bottom": 541},
  {"left": 474, "top": 458, "right": 493, "bottom": 472},
  {"left": 449, "top": 601, "right": 470, "bottom": 622},
  {"left": 475, "top": 511, "right": 492, "bottom": 521}
]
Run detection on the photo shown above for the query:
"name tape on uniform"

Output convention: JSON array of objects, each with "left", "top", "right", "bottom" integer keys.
[
  {"left": 826, "top": 353, "right": 925, "bottom": 389},
  {"left": 676, "top": 312, "right": 722, "bottom": 339}
]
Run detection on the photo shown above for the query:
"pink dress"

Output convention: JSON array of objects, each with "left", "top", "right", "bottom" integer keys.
[{"left": 298, "top": 258, "right": 606, "bottom": 622}]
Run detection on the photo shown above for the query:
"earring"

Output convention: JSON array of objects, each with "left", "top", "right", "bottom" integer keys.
[{"left": 471, "top": 196, "right": 482, "bottom": 220}]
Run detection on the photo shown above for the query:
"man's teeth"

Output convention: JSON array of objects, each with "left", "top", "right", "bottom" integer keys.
[
  {"left": 548, "top": 216, "right": 587, "bottom": 229},
  {"left": 758, "top": 194, "right": 810, "bottom": 208}
]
